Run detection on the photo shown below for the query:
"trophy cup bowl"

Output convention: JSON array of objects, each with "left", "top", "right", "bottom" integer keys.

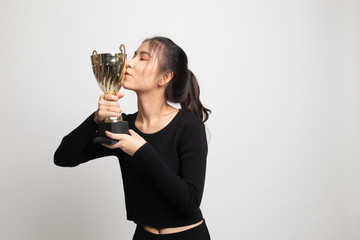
[{"left": 91, "top": 44, "right": 129, "bottom": 144}]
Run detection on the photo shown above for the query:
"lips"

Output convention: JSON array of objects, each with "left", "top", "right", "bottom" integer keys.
[{"left": 125, "top": 71, "right": 131, "bottom": 76}]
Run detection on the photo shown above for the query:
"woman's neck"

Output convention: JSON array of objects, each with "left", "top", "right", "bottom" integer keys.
[{"left": 136, "top": 91, "right": 178, "bottom": 131}]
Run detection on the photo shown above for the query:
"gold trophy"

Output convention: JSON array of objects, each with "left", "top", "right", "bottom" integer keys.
[{"left": 91, "top": 44, "right": 129, "bottom": 144}]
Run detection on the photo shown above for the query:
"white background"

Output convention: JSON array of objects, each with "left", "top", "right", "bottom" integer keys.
[{"left": 0, "top": 0, "right": 359, "bottom": 239}]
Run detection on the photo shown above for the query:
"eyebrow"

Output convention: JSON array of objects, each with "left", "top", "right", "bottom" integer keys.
[{"left": 134, "top": 51, "right": 152, "bottom": 57}]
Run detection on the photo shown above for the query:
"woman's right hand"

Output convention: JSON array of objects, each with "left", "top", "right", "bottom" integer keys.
[{"left": 94, "top": 93, "right": 124, "bottom": 124}]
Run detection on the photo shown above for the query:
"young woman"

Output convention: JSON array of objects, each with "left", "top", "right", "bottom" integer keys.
[{"left": 54, "top": 36, "right": 211, "bottom": 240}]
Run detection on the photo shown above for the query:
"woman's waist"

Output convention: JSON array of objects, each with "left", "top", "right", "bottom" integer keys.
[{"left": 142, "top": 219, "right": 204, "bottom": 235}]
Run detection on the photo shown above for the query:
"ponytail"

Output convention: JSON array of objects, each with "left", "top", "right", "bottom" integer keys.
[{"left": 180, "top": 70, "right": 211, "bottom": 122}]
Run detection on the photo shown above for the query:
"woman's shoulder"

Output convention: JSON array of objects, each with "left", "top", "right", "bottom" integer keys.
[
  {"left": 176, "top": 109, "right": 207, "bottom": 145},
  {"left": 177, "top": 109, "right": 205, "bottom": 129}
]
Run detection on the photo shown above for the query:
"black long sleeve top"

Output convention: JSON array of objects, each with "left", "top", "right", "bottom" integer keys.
[{"left": 54, "top": 109, "right": 208, "bottom": 228}]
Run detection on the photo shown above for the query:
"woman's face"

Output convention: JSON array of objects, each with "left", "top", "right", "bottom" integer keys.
[{"left": 124, "top": 41, "right": 163, "bottom": 92}]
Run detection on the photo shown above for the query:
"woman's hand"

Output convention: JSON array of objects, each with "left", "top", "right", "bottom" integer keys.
[
  {"left": 94, "top": 93, "right": 124, "bottom": 123},
  {"left": 102, "top": 130, "right": 146, "bottom": 156}
]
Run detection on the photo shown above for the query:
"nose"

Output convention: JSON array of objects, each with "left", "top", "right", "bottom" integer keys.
[{"left": 126, "top": 58, "right": 134, "bottom": 68}]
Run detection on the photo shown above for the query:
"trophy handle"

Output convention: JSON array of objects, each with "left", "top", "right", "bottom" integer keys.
[
  {"left": 119, "top": 44, "right": 126, "bottom": 54},
  {"left": 92, "top": 50, "right": 98, "bottom": 63},
  {"left": 92, "top": 50, "right": 99, "bottom": 79},
  {"left": 118, "top": 44, "right": 127, "bottom": 88}
]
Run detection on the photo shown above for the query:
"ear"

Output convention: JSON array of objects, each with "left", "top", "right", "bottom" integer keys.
[{"left": 158, "top": 71, "right": 174, "bottom": 87}]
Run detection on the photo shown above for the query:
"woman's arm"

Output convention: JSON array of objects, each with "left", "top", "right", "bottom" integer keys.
[
  {"left": 54, "top": 93, "right": 124, "bottom": 167},
  {"left": 54, "top": 113, "right": 115, "bottom": 167}
]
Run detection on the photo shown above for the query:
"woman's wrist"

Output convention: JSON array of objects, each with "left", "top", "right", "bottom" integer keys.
[{"left": 93, "top": 110, "right": 100, "bottom": 124}]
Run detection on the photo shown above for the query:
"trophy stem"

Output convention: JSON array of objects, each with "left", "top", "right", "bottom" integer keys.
[
  {"left": 103, "top": 92, "right": 123, "bottom": 123},
  {"left": 104, "top": 115, "right": 123, "bottom": 123}
]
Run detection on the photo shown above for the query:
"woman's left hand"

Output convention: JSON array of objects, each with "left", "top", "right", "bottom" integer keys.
[{"left": 102, "top": 129, "right": 146, "bottom": 156}]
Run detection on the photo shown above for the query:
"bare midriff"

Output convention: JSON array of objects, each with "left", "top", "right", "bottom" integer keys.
[{"left": 142, "top": 220, "right": 203, "bottom": 235}]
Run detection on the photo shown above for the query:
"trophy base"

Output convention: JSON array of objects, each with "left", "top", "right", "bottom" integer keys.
[
  {"left": 93, "top": 121, "right": 129, "bottom": 145},
  {"left": 93, "top": 136, "right": 119, "bottom": 145}
]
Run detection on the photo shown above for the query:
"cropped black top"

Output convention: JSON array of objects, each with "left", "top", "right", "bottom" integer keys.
[{"left": 54, "top": 109, "right": 208, "bottom": 228}]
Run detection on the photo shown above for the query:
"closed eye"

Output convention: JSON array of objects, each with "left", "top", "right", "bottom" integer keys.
[{"left": 133, "top": 50, "right": 151, "bottom": 61}]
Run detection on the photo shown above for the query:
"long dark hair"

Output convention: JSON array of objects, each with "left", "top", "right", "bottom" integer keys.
[{"left": 143, "top": 36, "right": 211, "bottom": 122}]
